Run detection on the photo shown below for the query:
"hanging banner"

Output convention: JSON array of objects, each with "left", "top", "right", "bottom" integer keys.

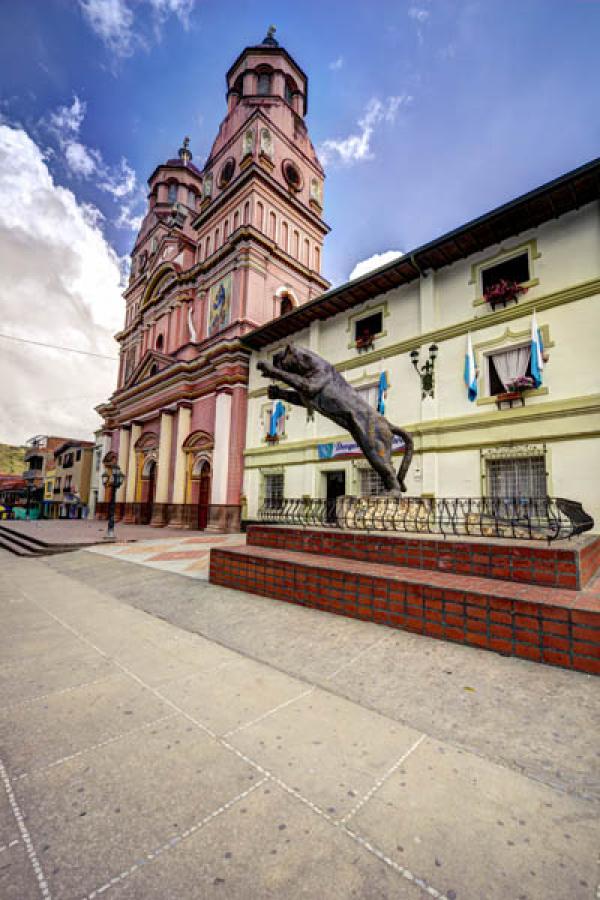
[{"left": 317, "top": 434, "right": 405, "bottom": 460}]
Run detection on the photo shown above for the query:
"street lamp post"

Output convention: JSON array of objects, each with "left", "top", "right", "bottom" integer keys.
[
  {"left": 23, "top": 469, "right": 37, "bottom": 520},
  {"left": 101, "top": 465, "right": 125, "bottom": 539}
]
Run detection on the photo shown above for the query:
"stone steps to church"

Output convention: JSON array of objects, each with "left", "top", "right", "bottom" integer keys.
[{"left": 209, "top": 541, "right": 600, "bottom": 676}]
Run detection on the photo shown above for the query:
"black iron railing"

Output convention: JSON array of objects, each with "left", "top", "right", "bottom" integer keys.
[{"left": 258, "top": 496, "right": 594, "bottom": 542}]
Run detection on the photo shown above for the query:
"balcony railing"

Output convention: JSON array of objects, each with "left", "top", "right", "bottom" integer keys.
[{"left": 258, "top": 496, "right": 594, "bottom": 543}]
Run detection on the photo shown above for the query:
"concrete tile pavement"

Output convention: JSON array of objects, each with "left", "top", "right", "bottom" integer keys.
[
  {"left": 0, "top": 547, "right": 599, "bottom": 899},
  {"left": 88, "top": 532, "right": 246, "bottom": 580}
]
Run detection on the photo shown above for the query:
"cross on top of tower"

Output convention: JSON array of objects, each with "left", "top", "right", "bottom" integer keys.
[{"left": 262, "top": 25, "right": 278, "bottom": 46}]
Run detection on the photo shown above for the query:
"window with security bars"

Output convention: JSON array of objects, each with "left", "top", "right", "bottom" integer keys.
[
  {"left": 486, "top": 456, "right": 546, "bottom": 499},
  {"left": 360, "top": 468, "right": 387, "bottom": 497},
  {"left": 264, "top": 473, "right": 284, "bottom": 506}
]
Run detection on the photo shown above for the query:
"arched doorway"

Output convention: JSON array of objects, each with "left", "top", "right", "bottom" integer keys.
[
  {"left": 197, "top": 461, "right": 211, "bottom": 530},
  {"left": 141, "top": 458, "right": 157, "bottom": 524}
]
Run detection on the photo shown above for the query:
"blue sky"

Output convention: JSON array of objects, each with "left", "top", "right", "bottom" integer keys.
[{"left": 0, "top": 0, "right": 598, "bottom": 443}]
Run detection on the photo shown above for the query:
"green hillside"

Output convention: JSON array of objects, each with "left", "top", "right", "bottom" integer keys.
[{"left": 0, "top": 444, "right": 26, "bottom": 475}]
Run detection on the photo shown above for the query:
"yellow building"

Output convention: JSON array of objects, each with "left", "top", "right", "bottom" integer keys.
[{"left": 242, "top": 158, "right": 600, "bottom": 526}]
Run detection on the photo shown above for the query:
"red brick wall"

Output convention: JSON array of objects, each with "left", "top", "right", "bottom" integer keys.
[{"left": 247, "top": 526, "right": 599, "bottom": 590}]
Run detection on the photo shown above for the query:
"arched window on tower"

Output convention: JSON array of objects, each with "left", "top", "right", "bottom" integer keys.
[
  {"left": 233, "top": 210, "right": 240, "bottom": 231},
  {"left": 156, "top": 334, "right": 164, "bottom": 351},
  {"left": 281, "top": 221, "right": 289, "bottom": 252},
  {"left": 269, "top": 211, "right": 276, "bottom": 240},
  {"left": 187, "top": 188, "right": 196, "bottom": 208},
  {"left": 215, "top": 227, "right": 220, "bottom": 249},
  {"left": 280, "top": 295, "right": 293, "bottom": 316},
  {"left": 256, "top": 202, "right": 264, "bottom": 231},
  {"left": 293, "top": 230, "right": 300, "bottom": 258},
  {"left": 243, "top": 201, "right": 250, "bottom": 225},
  {"left": 223, "top": 219, "right": 229, "bottom": 240},
  {"left": 205, "top": 236, "right": 211, "bottom": 258},
  {"left": 304, "top": 238, "right": 310, "bottom": 266},
  {"left": 233, "top": 74, "right": 244, "bottom": 100},
  {"left": 167, "top": 183, "right": 177, "bottom": 204},
  {"left": 257, "top": 68, "right": 272, "bottom": 96},
  {"left": 284, "top": 77, "right": 297, "bottom": 106},
  {"left": 314, "top": 245, "right": 321, "bottom": 272}
]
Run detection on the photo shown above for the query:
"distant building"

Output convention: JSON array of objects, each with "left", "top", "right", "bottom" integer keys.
[
  {"left": 23, "top": 435, "right": 74, "bottom": 514},
  {"left": 97, "top": 28, "right": 329, "bottom": 531},
  {"left": 44, "top": 439, "right": 95, "bottom": 519}
]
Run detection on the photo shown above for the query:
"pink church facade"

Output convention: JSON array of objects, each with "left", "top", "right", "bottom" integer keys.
[{"left": 97, "top": 29, "right": 329, "bottom": 531}]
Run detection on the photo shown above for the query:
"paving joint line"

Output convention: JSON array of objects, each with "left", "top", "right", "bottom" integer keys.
[
  {"left": 13, "top": 713, "right": 179, "bottom": 781},
  {"left": 0, "top": 755, "right": 51, "bottom": 899},
  {"left": 326, "top": 634, "right": 393, "bottom": 680},
  {"left": 0, "top": 838, "right": 20, "bottom": 853},
  {"left": 82, "top": 777, "right": 268, "bottom": 900},
  {"left": 342, "top": 823, "right": 449, "bottom": 900},
  {"left": 222, "top": 687, "right": 315, "bottom": 738},
  {"left": 341, "top": 733, "right": 427, "bottom": 824},
  {"left": 0, "top": 672, "right": 121, "bottom": 714},
  {"left": 30, "top": 592, "right": 450, "bottom": 900}
]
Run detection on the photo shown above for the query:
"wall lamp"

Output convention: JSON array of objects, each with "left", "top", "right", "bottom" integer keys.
[{"left": 409, "top": 344, "right": 438, "bottom": 399}]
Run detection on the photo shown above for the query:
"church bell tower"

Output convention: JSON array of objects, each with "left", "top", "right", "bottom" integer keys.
[{"left": 191, "top": 25, "right": 330, "bottom": 332}]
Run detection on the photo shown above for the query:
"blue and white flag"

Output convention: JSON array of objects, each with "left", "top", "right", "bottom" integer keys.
[
  {"left": 464, "top": 333, "right": 477, "bottom": 402},
  {"left": 377, "top": 370, "right": 388, "bottom": 414},
  {"left": 269, "top": 400, "right": 285, "bottom": 437},
  {"left": 530, "top": 311, "right": 544, "bottom": 388}
]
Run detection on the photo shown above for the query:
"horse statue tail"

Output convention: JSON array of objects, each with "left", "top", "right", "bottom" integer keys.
[{"left": 389, "top": 425, "right": 413, "bottom": 493}]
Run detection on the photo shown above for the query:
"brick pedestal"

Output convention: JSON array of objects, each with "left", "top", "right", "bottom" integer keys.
[{"left": 210, "top": 526, "right": 600, "bottom": 675}]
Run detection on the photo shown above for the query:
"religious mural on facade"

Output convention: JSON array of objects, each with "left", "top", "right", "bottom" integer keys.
[{"left": 208, "top": 274, "right": 232, "bottom": 336}]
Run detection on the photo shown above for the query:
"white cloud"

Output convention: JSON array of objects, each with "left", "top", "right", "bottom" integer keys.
[
  {"left": 50, "top": 96, "right": 87, "bottom": 135},
  {"left": 0, "top": 125, "right": 122, "bottom": 444},
  {"left": 408, "top": 6, "right": 430, "bottom": 23},
  {"left": 79, "top": 0, "right": 195, "bottom": 58},
  {"left": 64, "top": 140, "right": 101, "bottom": 177},
  {"left": 79, "top": 0, "right": 135, "bottom": 57},
  {"left": 148, "top": 0, "right": 194, "bottom": 27},
  {"left": 115, "top": 200, "right": 144, "bottom": 232},
  {"left": 329, "top": 56, "right": 344, "bottom": 71},
  {"left": 349, "top": 250, "right": 403, "bottom": 281},
  {"left": 98, "top": 156, "right": 137, "bottom": 198},
  {"left": 319, "top": 95, "right": 411, "bottom": 166},
  {"left": 46, "top": 96, "right": 138, "bottom": 201}
]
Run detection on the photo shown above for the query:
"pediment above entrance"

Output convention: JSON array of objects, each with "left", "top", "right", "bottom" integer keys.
[{"left": 126, "top": 349, "right": 176, "bottom": 387}]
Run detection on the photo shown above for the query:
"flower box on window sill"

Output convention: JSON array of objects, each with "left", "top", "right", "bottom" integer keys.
[
  {"left": 484, "top": 279, "right": 528, "bottom": 311},
  {"left": 265, "top": 434, "right": 280, "bottom": 444},
  {"left": 355, "top": 334, "right": 375, "bottom": 353},
  {"left": 495, "top": 390, "right": 526, "bottom": 410}
]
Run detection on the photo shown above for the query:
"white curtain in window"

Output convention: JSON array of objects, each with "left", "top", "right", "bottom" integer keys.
[{"left": 492, "top": 346, "right": 531, "bottom": 391}]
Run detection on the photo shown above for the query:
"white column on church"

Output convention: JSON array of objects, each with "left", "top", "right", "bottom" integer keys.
[
  {"left": 211, "top": 391, "right": 232, "bottom": 505},
  {"left": 172, "top": 406, "right": 192, "bottom": 506},
  {"left": 125, "top": 424, "right": 142, "bottom": 503},
  {"left": 116, "top": 427, "right": 131, "bottom": 502},
  {"left": 155, "top": 412, "right": 174, "bottom": 503}
]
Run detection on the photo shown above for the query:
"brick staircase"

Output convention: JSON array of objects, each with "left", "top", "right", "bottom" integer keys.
[{"left": 209, "top": 525, "right": 600, "bottom": 675}]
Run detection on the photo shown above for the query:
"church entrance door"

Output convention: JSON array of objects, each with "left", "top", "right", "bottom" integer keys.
[{"left": 198, "top": 462, "right": 211, "bottom": 530}]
